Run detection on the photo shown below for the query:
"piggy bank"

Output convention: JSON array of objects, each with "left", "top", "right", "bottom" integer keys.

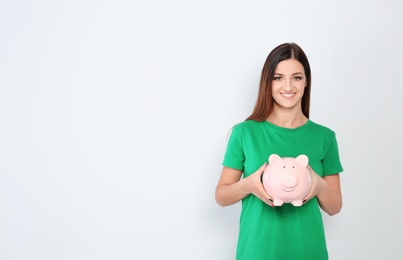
[{"left": 262, "top": 154, "right": 311, "bottom": 207}]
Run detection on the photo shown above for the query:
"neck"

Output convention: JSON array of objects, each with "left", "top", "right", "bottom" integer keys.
[{"left": 266, "top": 111, "right": 308, "bottom": 128}]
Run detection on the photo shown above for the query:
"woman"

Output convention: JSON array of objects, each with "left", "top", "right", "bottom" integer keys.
[{"left": 215, "top": 42, "right": 343, "bottom": 260}]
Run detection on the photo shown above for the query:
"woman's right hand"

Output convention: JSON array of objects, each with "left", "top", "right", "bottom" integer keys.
[
  {"left": 215, "top": 163, "right": 274, "bottom": 207},
  {"left": 245, "top": 163, "right": 275, "bottom": 207}
]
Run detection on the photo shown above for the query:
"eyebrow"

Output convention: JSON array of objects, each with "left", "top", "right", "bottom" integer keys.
[{"left": 274, "top": 72, "right": 304, "bottom": 76}]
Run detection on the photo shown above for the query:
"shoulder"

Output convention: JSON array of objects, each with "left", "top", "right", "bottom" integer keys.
[
  {"left": 233, "top": 120, "right": 262, "bottom": 129},
  {"left": 227, "top": 120, "right": 262, "bottom": 139},
  {"left": 230, "top": 120, "right": 263, "bottom": 133},
  {"left": 307, "top": 120, "right": 336, "bottom": 136}
]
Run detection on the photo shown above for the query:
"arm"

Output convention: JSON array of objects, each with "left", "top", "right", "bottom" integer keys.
[
  {"left": 215, "top": 164, "right": 273, "bottom": 207},
  {"left": 304, "top": 168, "right": 342, "bottom": 216}
]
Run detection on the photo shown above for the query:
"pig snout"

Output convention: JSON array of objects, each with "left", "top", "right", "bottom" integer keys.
[{"left": 280, "top": 175, "right": 298, "bottom": 188}]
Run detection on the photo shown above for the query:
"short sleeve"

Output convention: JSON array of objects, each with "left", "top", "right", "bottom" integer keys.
[
  {"left": 222, "top": 125, "right": 245, "bottom": 171},
  {"left": 322, "top": 134, "right": 343, "bottom": 176}
]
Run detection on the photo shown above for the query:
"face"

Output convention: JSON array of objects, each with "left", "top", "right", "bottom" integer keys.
[{"left": 271, "top": 59, "right": 306, "bottom": 112}]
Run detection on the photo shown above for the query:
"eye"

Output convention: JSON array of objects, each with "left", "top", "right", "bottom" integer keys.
[
  {"left": 293, "top": 76, "right": 303, "bottom": 81},
  {"left": 283, "top": 166, "right": 285, "bottom": 168},
  {"left": 274, "top": 76, "right": 282, "bottom": 81}
]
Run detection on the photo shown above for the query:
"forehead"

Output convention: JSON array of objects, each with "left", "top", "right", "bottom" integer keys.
[{"left": 275, "top": 59, "right": 304, "bottom": 74}]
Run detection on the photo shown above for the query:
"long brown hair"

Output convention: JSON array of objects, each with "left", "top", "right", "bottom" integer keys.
[{"left": 245, "top": 42, "right": 311, "bottom": 121}]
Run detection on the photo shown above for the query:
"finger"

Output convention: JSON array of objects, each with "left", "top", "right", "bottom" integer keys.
[
  {"left": 259, "top": 163, "right": 267, "bottom": 172},
  {"left": 259, "top": 163, "right": 267, "bottom": 182},
  {"left": 260, "top": 188, "right": 274, "bottom": 206},
  {"left": 303, "top": 193, "right": 313, "bottom": 204},
  {"left": 263, "top": 197, "right": 275, "bottom": 207}
]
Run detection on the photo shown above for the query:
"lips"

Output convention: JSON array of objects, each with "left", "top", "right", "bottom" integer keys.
[{"left": 281, "top": 93, "right": 295, "bottom": 98}]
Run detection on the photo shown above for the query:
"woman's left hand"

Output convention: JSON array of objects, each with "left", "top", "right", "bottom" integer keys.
[{"left": 303, "top": 165, "right": 326, "bottom": 204}]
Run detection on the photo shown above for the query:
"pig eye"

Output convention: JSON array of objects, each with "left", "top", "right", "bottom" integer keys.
[
  {"left": 292, "top": 166, "right": 295, "bottom": 168},
  {"left": 283, "top": 166, "right": 285, "bottom": 168}
]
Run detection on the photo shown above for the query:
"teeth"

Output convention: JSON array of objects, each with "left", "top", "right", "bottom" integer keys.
[{"left": 282, "top": 93, "right": 294, "bottom": 97}]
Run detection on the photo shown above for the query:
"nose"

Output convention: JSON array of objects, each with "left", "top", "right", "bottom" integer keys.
[
  {"left": 280, "top": 175, "right": 298, "bottom": 188},
  {"left": 283, "top": 80, "right": 293, "bottom": 91}
]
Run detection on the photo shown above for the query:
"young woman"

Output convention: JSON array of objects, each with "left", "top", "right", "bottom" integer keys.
[{"left": 215, "top": 42, "right": 343, "bottom": 260}]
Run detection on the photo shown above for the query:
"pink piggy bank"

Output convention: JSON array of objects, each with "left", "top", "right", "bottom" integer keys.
[{"left": 262, "top": 154, "right": 311, "bottom": 207}]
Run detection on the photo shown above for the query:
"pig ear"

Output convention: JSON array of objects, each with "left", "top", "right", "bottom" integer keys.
[
  {"left": 295, "top": 154, "right": 309, "bottom": 167},
  {"left": 268, "top": 154, "right": 282, "bottom": 164}
]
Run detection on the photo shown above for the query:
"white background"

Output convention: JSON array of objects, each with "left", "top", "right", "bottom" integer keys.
[{"left": 1, "top": 1, "right": 402, "bottom": 259}]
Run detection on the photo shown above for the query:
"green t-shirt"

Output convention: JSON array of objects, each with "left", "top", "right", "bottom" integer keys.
[{"left": 222, "top": 120, "right": 343, "bottom": 260}]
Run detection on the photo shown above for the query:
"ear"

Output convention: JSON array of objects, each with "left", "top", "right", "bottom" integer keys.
[
  {"left": 268, "top": 154, "right": 282, "bottom": 164},
  {"left": 295, "top": 154, "right": 309, "bottom": 167}
]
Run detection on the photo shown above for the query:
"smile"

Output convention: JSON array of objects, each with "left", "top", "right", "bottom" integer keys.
[
  {"left": 281, "top": 93, "right": 295, "bottom": 98},
  {"left": 282, "top": 189, "right": 295, "bottom": 192}
]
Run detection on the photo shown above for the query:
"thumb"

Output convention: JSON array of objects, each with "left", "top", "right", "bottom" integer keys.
[{"left": 259, "top": 163, "right": 267, "bottom": 182}]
